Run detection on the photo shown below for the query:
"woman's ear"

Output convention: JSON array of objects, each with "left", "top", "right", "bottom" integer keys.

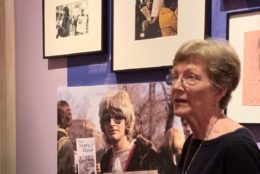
[{"left": 214, "top": 86, "right": 228, "bottom": 103}]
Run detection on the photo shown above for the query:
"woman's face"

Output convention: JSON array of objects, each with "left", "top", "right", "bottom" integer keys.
[{"left": 171, "top": 58, "right": 218, "bottom": 118}]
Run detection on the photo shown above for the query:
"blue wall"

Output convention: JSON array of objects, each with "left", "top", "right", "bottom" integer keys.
[
  {"left": 67, "top": 0, "right": 260, "bottom": 140},
  {"left": 68, "top": 0, "right": 260, "bottom": 87}
]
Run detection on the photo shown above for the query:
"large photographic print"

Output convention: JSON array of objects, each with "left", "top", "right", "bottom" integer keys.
[
  {"left": 113, "top": 0, "right": 206, "bottom": 71},
  {"left": 57, "top": 82, "right": 186, "bottom": 173},
  {"left": 43, "top": 0, "right": 103, "bottom": 58},
  {"left": 227, "top": 8, "right": 260, "bottom": 123}
]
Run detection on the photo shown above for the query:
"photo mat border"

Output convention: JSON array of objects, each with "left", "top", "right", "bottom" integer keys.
[
  {"left": 226, "top": 8, "right": 260, "bottom": 123},
  {"left": 112, "top": 0, "right": 211, "bottom": 71},
  {"left": 43, "top": 0, "right": 105, "bottom": 58}
]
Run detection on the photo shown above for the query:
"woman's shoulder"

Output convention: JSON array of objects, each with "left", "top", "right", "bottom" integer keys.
[
  {"left": 207, "top": 126, "right": 257, "bottom": 147},
  {"left": 217, "top": 118, "right": 254, "bottom": 140},
  {"left": 209, "top": 117, "right": 242, "bottom": 139},
  {"left": 221, "top": 128, "right": 260, "bottom": 170},
  {"left": 224, "top": 127, "right": 257, "bottom": 145}
]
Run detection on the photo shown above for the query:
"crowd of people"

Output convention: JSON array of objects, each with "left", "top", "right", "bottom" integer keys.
[
  {"left": 136, "top": 0, "right": 178, "bottom": 40},
  {"left": 57, "top": 38, "right": 260, "bottom": 174}
]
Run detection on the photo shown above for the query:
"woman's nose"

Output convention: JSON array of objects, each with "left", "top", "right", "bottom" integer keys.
[{"left": 172, "top": 78, "right": 184, "bottom": 91}]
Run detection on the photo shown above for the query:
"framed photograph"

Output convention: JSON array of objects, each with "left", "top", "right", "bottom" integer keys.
[
  {"left": 112, "top": 0, "right": 207, "bottom": 71},
  {"left": 227, "top": 8, "right": 260, "bottom": 123},
  {"left": 43, "top": 0, "right": 103, "bottom": 58}
]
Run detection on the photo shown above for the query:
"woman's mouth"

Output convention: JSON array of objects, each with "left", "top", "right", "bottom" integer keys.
[{"left": 174, "top": 98, "right": 188, "bottom": 103}]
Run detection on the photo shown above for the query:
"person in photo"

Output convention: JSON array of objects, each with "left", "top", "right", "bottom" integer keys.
[
  {"left": 98, "top": 90, "right": 168, "bottom": 174},
  {"left": 57, "top": 100, "right": 75, "bottom": 174}
]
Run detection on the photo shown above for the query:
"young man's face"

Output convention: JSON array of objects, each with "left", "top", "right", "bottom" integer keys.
[{"left": 102, "top": 114, "right": 127, "bottom": 144}]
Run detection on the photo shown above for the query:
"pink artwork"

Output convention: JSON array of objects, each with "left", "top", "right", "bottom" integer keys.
[{"left": 243, "top": 30, "right": 260, "bottom": 105}]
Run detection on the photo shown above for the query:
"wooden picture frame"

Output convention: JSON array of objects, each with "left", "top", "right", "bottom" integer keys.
[
  {"left": 112, "top": 0, "right": 207, "bottom": 71},
  {"left": 43, "top": 0, "right": 104, "bottom": 58},
  {"left": 227, "top": 8, "right": 260, "bottom": 123}
]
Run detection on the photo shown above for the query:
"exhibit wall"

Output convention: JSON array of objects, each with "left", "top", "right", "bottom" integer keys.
[
  {"left": 15, "top": 0, "right": 260, "bottom": 174},
  {"left": 15, "top": 0, "right": 67, "bottom": 173}
]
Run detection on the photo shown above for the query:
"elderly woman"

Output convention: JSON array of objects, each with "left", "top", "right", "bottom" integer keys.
[
  {"left": 166, "top": 39, "right": 260, "bottom": 174},
  {"left": 99, "top": 90, "right": 167, "bottom": 174}
]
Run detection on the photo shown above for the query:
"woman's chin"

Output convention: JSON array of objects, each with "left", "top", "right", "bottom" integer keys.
[{"left": 174, "top": 108, "right": 191, "bottom": 117}]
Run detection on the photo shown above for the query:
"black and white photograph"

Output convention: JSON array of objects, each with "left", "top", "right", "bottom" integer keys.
[
  {"left": 44, "top": 0, "right": 103, "bottom": 58},
  {"left": 56, "top": 1, "right": 89, "bottom": 39},
  {"left": 78, "top": 156, "right": 95, "bottom": 174}
]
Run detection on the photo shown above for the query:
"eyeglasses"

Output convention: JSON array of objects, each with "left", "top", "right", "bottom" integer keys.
[
  {"left": 101, "top": 114, "right": 125, "bottom": 125},
  {"left": 165, "top": 73, "right": 201, "bottom": 87}
]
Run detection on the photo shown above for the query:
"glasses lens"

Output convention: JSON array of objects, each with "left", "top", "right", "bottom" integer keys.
[
  {"left": 184, "top": 75, "right": 200, "bottom": 86},
  {"left": 185, "top": 78, "right": 195, "bottom": 86},
  {"left": 113, "top": 115, "right": 124, "bottom": 124},
  {"left": 102, "top": 114, "right": 124, "bottom": 124}
]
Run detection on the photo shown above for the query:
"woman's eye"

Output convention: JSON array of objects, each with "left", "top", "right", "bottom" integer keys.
[
  {"left": 186, "top": 75, "right": 198, "bottom": 83},
  {"left": 187, "top": 74, "right": 196, "bottom": 79}
]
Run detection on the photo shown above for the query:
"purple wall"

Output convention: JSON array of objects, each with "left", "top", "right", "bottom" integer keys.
[
  {"left": 15, "top": 0, "right": 260, "bottom": 174},
  {"left": 15, "top": 0, "right": 66, "bottom": 173}
]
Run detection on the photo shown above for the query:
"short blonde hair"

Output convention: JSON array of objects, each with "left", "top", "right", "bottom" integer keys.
[
  {"left": 173, "top": 39, "right": 241, "bottom": 109},
  {"left": 161, "top": 128, "right": 185, "bottom": 155},
  {"left": 99, "top": 90, "right": 135, "bottom": 143}
]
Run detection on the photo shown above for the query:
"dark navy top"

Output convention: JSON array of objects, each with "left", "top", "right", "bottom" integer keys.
[{"left": 178, "top": 127, "right": 260, "bottom": 174}]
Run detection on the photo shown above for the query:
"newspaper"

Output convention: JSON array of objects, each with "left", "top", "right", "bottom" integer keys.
[
  {"left": 76, "top": 137, "right": 97, "bottom": 174},
  {"left": 140, "top": 6, "right": 151, "bottom": 22}
]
